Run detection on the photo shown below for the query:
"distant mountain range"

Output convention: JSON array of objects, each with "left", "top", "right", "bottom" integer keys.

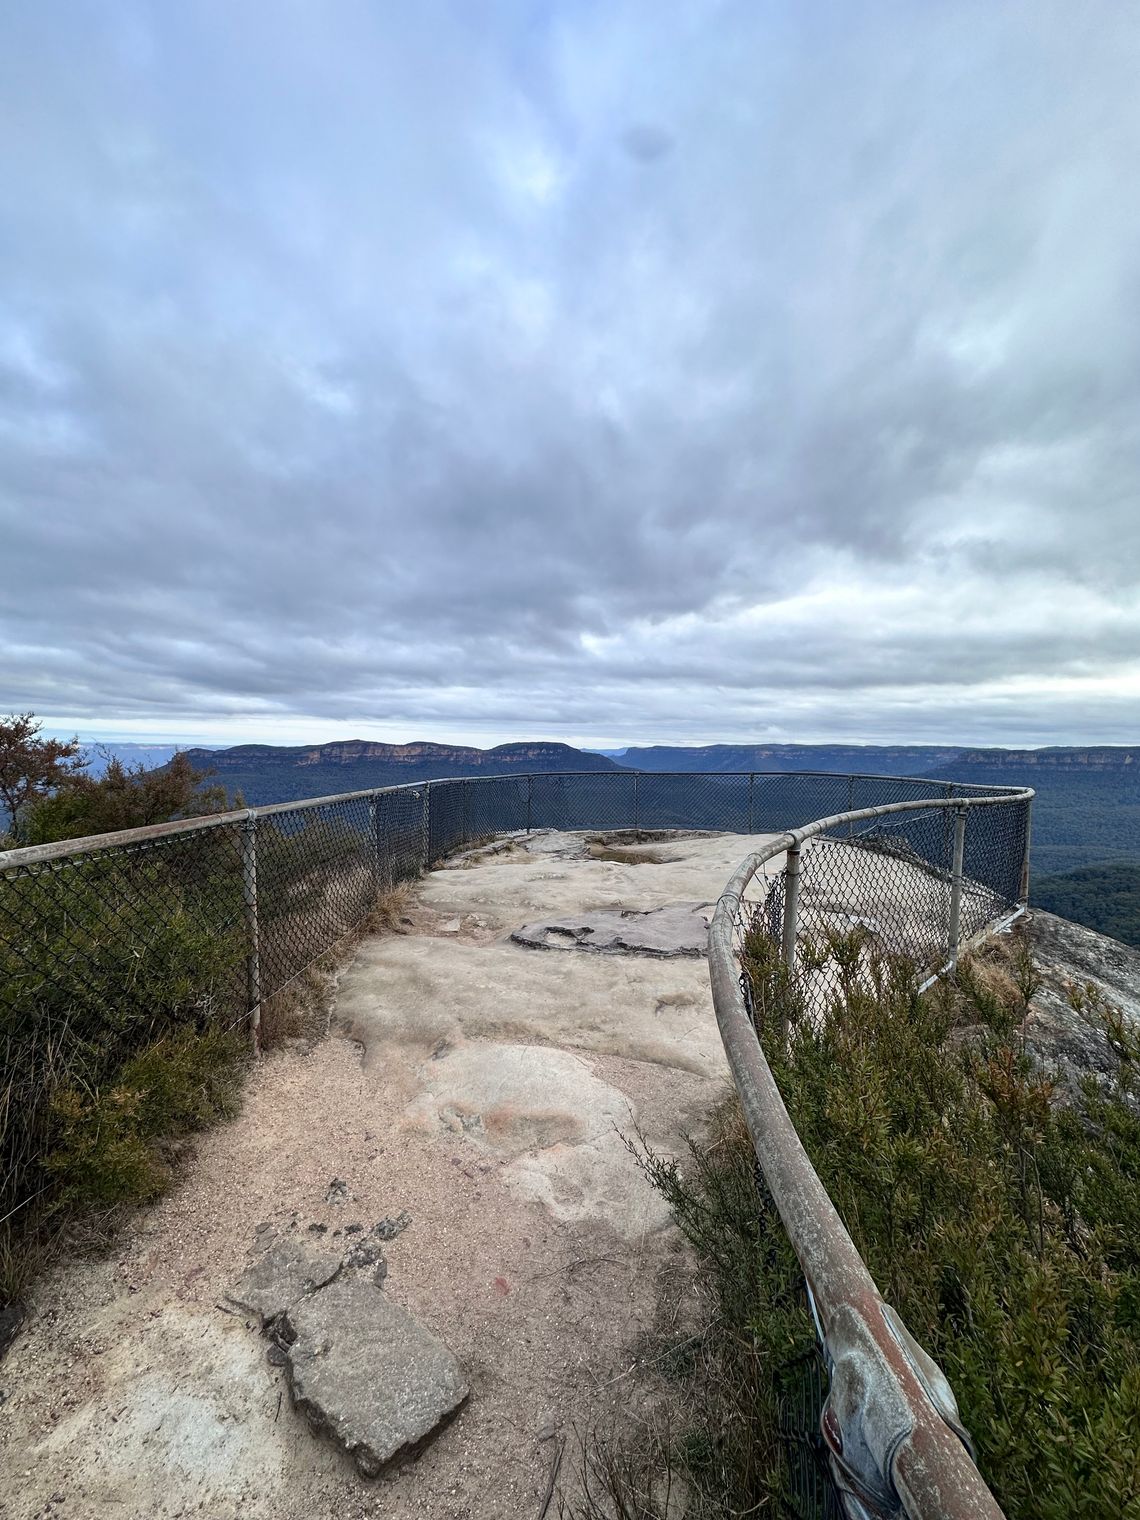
[
  {"left": 150, "top": 737, "right": 1140, "bottom": 943},
  {"left": 619, "top": 743, "right": 963, "bottom": 775},
  {"left": 176, "top": 739, "right": 622, "bottom": 805},
  {"left": 620, "top": 743, "right": 1140, "bottom": 776}
]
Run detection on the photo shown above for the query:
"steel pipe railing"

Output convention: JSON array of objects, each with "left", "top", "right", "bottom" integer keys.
[{"left": 709, "top": 784, "right": 1033, "bottom": 1519}]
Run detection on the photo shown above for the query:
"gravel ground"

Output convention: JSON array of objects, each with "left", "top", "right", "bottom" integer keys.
[{"left": 0, "top": 830, "right": 771, "bottom": 1520}]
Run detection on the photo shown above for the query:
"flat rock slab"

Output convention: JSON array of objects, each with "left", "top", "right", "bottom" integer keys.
[
  {"left": 281, "top": 1280, "right": 468, "bottom": 1476},
  {"left": 511, "top": 902, "right": 711, "bottom": 958},
  {"left": 226, "top": 1238, "right": 342, "bottom": 1326}
]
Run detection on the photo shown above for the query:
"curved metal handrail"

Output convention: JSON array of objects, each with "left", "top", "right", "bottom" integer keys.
[{"left": 708, "top": 788, "right": 1033, "bottom": 1519}]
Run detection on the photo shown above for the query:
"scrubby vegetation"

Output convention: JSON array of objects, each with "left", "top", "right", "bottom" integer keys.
[
  {"left": 567, "top": 928, "right": 1140, "bottom": 1519},
  {"left": 0, "top": 720, "right": 417, "bottom": 1312},
  {"left": 0, "top": 714, "right": 251, "bottom": 1308},
  {"left": 0, "top": 852, "right": 248, "bottom": 1304}
]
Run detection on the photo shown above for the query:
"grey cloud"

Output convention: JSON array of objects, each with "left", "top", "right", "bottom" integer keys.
[{"left": 1, "top": 1, "right": 1139, "bottom": 746}]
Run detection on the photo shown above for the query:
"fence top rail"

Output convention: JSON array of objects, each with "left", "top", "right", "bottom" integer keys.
[{"left": 0, "top": 770, "right": 1032, "bottom": 873}]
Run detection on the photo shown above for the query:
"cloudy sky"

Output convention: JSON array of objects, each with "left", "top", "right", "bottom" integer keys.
[{"left": 2, "top": 2, "right": 1138, "bottom": 750}]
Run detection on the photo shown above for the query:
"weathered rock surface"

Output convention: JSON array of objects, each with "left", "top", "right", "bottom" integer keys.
[
  {"left": 1030, "top": 910, "right": 1140, "bottom": 1025},
  {"left": 511, "top": 902, "right": 711, "bottom": 957},
  {"left": 1024, "top": 910, "right": 1140, "bottom": 1097},
  {"left": 226, "top": 1238, "right": 342, "bottom": 1327},
  {"left": 280, "top": 1280, "right": 468, "bottom": 1476}
]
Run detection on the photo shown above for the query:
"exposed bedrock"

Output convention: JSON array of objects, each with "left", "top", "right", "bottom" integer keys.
[{"left": 510, "top": 902, "right": 712, "bottom": 957}]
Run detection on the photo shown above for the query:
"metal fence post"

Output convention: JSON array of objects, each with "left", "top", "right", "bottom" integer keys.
[
  {"left": 1019, "top": 800, "right": 1033, "bottom": 904},
  {"left": 633, "top": 771, "right": 640, "bottom": 835},
  {"left": 748, "top": 773, "right": 755, "bottom": 834},
  {"left": 240, "top": 813, "right": 262, "bottom": 1054},
  {"left": 526, "top": 774, "right": 533, "bottom": 834},
  {"left": 369, "top": 793, "right": 380, "bottom": 890},
  {"left": 948, "top": 806, "right": 967, "bottom": 970},
  {"left": 462, "top": 780, "right": 470, "bottom": 846},
  {"left": 421, "top": 785, "right": 430, "bottom": 869},
  {"left": 782, "top": 842, "right": 802, "bottom": 969}
]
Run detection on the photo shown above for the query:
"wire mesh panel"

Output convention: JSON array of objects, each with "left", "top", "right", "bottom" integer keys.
[
  {"left": 731, "top": 795, "right": 1029, "bottom": 1032},
  {"left": 959, "top": 796, "right": 1030, "bottom": 937},
  {"left": 375, "top": 785, "right": 429, "bottom": 885},
  {"left": 634, "top": 771, "right": 753, "bottom": 831},
  {"left": 255, "top": 795, "right": 380, "bottom": 995},
  {"left": 793, "top": 823, "right": 953, "bottom": 1013},
  {"left": 776, "top": 1345, "right": 844, "bottom": 1520},
  {"left": 528, "top": 771, "right": 639, "bottom": 831},
  {"left": 466, "top": 774, "right": 529, "bottom": 840},
  {"left": 426, "top": 779, "right": 466, "bottom": 861}
]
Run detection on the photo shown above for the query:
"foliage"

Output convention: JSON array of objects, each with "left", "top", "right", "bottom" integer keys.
[
  {"left": 45, "top": 1025, "right": 244, "bottom": 1209},
  {"left": 570, "top": 929, "right": 1140, "bottom": 1519},
  {"left": 763, "top": 938, "right": 1140, "bottom": 1518},
  {"left": 21, "top": 750, "right": 239, "bottom": 846},
  {"left": 0, "top": 713, "right": 87, "bottom": 840},
  {"left": 0, "top": 837, "right": 248, "bottom": 1306},
  {"left": 1034, "top": 861, "right": 1140, "bottom": 950}
]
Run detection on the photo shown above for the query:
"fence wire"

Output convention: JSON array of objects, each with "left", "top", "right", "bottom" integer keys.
[{"left": 1, "top": 771, "right": 1030, "bottom": 1394}]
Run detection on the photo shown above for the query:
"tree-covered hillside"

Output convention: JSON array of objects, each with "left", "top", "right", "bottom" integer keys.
[
  {"left": 919, "top": 753, "right": 1140, "bottom": 876},
  {"left": 1033, "top": 863, "right": 1140, "bottom": 950}
]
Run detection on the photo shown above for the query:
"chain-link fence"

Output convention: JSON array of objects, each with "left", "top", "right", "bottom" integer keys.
[
  {"left": 2, "top": 767, "right": 1031, "bottom": 1461},
  {"left": 738, "top": 794, "right": 1033, "bottom": 1026}
]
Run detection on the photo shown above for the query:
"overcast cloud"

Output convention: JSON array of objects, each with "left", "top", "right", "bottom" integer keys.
[{"left": 2, "top": 1, "right": 1138, "bottom": 749}]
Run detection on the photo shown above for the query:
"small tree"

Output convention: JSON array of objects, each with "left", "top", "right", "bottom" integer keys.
[
  {"left": 22, "top": 751, "right": 240, "bottom": 846},
  {"left": 0, "top": 714, "right": 87, "bottom": 840}
]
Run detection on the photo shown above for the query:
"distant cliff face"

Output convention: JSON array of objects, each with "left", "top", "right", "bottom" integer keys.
[
  {"left": 184, "top": 740, "right": 613, "bottom": 772},
  {"left": 293, "top": 741, "right": 485, "bottom": 768},
  {"left": 954, "top": 749, "right": 1139, "bottom": 771}
]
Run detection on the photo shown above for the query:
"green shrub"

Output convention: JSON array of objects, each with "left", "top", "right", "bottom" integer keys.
[
  {"left": 576, "top": 929, "right": 1140, "bottom": 1519},
  {"left": 45, "top": 1026, "right": 245, "bottom": 1209},
  {"left": 1, "top": 848, "right": 248, "bottom": 1304},
  {"left": 749, "top": 928, "right": 1140, "bottom": 1518}
]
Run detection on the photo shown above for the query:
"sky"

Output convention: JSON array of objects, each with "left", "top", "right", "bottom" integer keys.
[{"left": 2, "top": 1, "right": 1139, "bottom": 752}]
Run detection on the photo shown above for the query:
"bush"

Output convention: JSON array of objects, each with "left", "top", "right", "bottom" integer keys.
[
  {"left": 21, "top": 751, "right": 236, "bottom": 845},
  {"left": 1, "top": 846, "right": 248, "bottom": 1306},
  {"left": 568, "top": 929, "right": 1140, "bottom": 1519},
  {"left": 45, "top": 1026, "right": 244, "bottom": 1210}
]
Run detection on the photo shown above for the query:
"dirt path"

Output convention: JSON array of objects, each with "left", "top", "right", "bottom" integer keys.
[{"left": 0, "top": 830, "right": 776, "bottom": 1520}]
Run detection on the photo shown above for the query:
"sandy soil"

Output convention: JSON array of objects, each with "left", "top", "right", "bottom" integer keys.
[{"left": 0, "top": 830, "right": 777, "bottom": 1520}]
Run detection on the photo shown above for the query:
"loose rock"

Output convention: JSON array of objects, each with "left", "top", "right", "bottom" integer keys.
[{"left": 280, "top": 1280, "right": 468, "bottom": 1476}]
